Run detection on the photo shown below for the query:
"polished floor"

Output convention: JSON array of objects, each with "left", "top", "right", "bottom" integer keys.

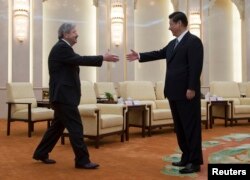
[{"left": 0, "top": 119, "right": 249, "bottom": 180}]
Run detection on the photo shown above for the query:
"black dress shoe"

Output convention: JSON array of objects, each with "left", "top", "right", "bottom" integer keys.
[
  {"left": 172, "top": 161, "right": 186, "bottom": 167},
  {"left": 75, "top": 162, "right": 99, "bottom": 169},
  {"left": 33, "top": 157, "right": 56, "bottom": 164},
  {"left": 179, "top": 163, "right": 200, "bottom": 174}
]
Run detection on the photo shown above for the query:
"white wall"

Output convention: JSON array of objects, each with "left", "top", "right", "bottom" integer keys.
[
  {"left": 134, "top": 0, "right": 173, "bottom": 83},
  {"left": 42, "top": 0, "right": 97, "bottom": 87},
  {"left": 1, "top": 0, "right": 250, "bottom": 118},
  {"left": 209, "top": 0, "right": 233, "bottom": 81},
  {"left": 0, "top": 0, "right": 43, "bottom": 118}
]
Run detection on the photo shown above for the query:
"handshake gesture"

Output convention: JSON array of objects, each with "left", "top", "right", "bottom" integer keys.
[
  {"left": 103, "top": 49, "right": 139, "bottom": 63},
  {"left": 103, "top": 51, "right": 119, "bottom": 62},
  {"left": 126, "top": 49, "right": 139, "bottom": 61}
]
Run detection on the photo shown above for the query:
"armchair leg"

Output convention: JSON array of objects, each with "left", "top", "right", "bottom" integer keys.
[
  {"left": 95, "top": 137, "right": 100, "bottom": 149},
  {"left": 47, "top": 120, "right": 51, "bottom": 128},
  {"left": 31, "top": 123, "right": 34, "bottom": 132},
  {"left": 205, "top": 120, "right": 208, "bottom": 129},
  {"left": 230, "top": 119, "right": 233, "bottom": 127},
  {"left": 61, "top": 134, "right": 65, "bottom": 145},
  {"left": 148, "top": 126, "right": 152, "bottom": 137},
  {"left": 120, "top": 132, "right": 124, "bottom": 142},
  {"left": 7, "top": 119, "right": 11, "bottom": 136},
  {"left": 28, "top": 122, "right": 32, "bottom": 137}
]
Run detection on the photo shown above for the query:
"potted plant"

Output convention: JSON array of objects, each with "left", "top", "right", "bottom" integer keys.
[{"left": 104, "top": 92, "right": 114, "bottom": 102}]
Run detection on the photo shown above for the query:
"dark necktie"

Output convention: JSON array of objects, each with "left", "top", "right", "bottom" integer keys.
[{"left": 174, "top": 39, "right": 179, "bottom": 49}]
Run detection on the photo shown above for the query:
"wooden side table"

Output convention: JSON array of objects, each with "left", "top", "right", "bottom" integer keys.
[
  {"left": 209, "top": 100, "right": 233, "bottom": 128},
  {"left": 96, "top": 98, "right": 117, "bottom": 104},
  {"left": 125, "top": 104, "right": 148, "bottom": 141},
  {"left": 37, "top": 100, "right": 51, "bottom": 109}
]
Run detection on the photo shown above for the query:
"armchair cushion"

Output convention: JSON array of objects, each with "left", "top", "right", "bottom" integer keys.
[
  {"left": 101, "top": 115, "right": 123, "bottom": 128},
  {"left": 210, "top": 81, "right": 241, "bottom": 98},
  {"left": 7, "top": 82, "right": 38, "bottom": 112},
  {"left": 125, "top": 81, "right": 156, "bottom": 100},
  {"left": 80, "top": 81, "right": 97, "bottom": 104},
  {"left": 12, "top": 107, "right": 54, "bottom": 120},
  {"left": 240, "top": 98, "right": 250, "bottom": 104},
  {"left": 94, "top": 82, "right": 118, "bottom": 101},
  {"left": 153, "top": 109, "right": 172, "bottom": 120},
  {"left": 234, "top": 105, "right": 250, "bottom": 114},
  {"left": 155, "top": 100, "right": 170, "bottom": 109},
  {"left": 97, "top": 104, "right": 125, "bottom": 114}
]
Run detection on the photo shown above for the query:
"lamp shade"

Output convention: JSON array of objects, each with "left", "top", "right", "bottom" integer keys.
[
  {"left": 111, "top": 0, "right": 124, "bottom": 46},
  {"left": 13, "top": 0, "right": 29, "bottom": 42},
  {"left": 189, "top": 11, "right": 201, "bottom": 38}
]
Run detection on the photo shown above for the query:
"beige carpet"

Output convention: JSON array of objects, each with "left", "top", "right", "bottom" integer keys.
[{"left": 0, "top": 119, "right": 249, "bottom": 180}]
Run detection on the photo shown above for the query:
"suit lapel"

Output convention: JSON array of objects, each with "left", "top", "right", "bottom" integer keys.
[{"left": 168, "top": 32, "right": 191, "bottom": 63}]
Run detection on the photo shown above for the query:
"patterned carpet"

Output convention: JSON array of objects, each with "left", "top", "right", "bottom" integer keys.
[
  {"left": 0, "top": 119, "right": 249, "bottom": 179},
  {"left": 161, "top": 133, "right": 250, "bottom": 178}
]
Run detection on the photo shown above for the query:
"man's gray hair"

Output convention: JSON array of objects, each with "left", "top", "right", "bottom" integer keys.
[{"left": 58, "top": 23, "right": 76, "bottom": 39}]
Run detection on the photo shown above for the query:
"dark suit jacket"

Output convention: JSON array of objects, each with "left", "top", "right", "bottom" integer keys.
[
  {"left": 48, "top": 39, "right": 103, "bottom": 106},
  {"left": 139, "top": 31, "right": 203, "bottom": 101}
]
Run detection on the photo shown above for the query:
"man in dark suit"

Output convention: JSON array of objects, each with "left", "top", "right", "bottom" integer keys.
[
  {"left": 126, "top": 11, "right": 203, "bottom": 174},
  {"left": 33, "top": 23, "right": 119, "bottom": 169}
]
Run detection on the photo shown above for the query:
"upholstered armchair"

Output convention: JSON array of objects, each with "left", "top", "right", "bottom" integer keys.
[
  {"left": 119, "top": 81, "right": 174, "bottom": 136},
  {"left": 155, "top": 81, "right": 208, "bottom": 129},
  {"left": 6, "top": 82, "right": 54, "bottom": 137},
  {"left": 210, "top": 81, "right": 250, "bottom": 126},
  {"left": 61, "top": 81, "right": 126, "bottom": 148}
]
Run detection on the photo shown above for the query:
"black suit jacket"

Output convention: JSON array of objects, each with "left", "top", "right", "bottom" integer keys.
[
  {"left": 48, "top": 40, "right": 103, "bottom": 106},
  {"left": 139, "top": 32, "right": 203, "bottom": 100}
]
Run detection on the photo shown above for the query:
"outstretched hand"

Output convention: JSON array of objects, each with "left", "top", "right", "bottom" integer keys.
[
  {"left": 126, "top": 49, "right": 139, "bottom": 61},
  {"left": 103, "top": 51, "right": 119, "bottom": 62}
]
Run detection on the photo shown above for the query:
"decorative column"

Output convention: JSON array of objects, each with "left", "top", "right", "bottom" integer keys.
[{"left": 95, "top": 0, "right": 137, "bottom": 82}]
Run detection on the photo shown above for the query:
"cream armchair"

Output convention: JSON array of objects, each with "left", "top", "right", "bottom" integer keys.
[
  {"left": 61, "top": 81, "right": 126, "bottom": 148},
  {"left": 155, "top": 81, "right": 208, "bottom": 129},
  {"left": 6, "top": 82, "right": 54, "bottom": 137},
  {"left": 210, "top": 81, "right": 250, "bottom": 126},
  {"left": 119, "top": 81, "right": 174, "bottom": 136}
]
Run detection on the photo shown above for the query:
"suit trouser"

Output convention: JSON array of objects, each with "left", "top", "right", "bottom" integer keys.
[
  {"left": 33, "top": 103, "right": 90, "bottom": 165},
  {"left": 169, "top": 98, "right": 203, "bottom": 165}
]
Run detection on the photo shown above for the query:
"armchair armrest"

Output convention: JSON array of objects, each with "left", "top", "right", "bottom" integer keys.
[
  {"left": 239, "top": 97, "right": 250, "bottom": 105},
  {"left": 6, "top": 102, "right": 32, "bottom": 120},
  {"left": 97, "top": 104, "right": 125, "bottom": 115},
  {"left": 78, "top": 105, "right": 99, "bottom": 117},
  {"left": 155, "top": 100, "right": 170, "bottom": 109},
  {"left": 201, "top": 99, "right": 209, "bottom": 107},
  {"left": 37, "top": 101, "right": 51, "bottom": 108},
  {"left": 6, "top": 102, "right": 32, "bottom": 105}
]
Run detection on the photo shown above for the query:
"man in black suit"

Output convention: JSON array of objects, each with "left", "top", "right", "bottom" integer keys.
[
  {"left": 126, "top": 12, "right": 203, "bottom": 174},
  {"left": 33, "top": 23, "right": 119, "bottom": 169}
]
